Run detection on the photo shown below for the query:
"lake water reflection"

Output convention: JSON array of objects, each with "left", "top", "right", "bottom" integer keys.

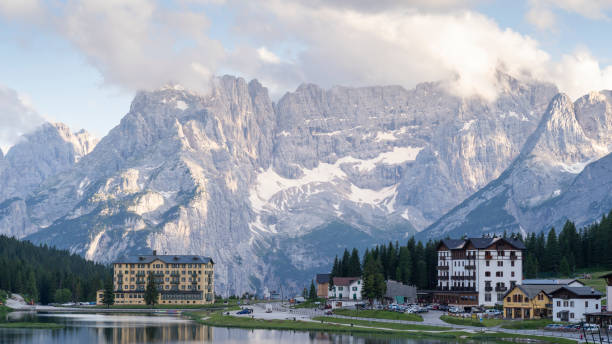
[{"left": 0, "top": 312, "right": 466, "bottom": 344}]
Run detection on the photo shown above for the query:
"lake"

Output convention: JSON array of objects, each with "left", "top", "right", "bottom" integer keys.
[{"left": 0, "top": 312, "right": 473, "bottom": 344}]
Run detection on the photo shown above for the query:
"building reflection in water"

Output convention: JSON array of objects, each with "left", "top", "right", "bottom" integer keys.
[{"left": 96, "top": 321, "right": 212, "bottom": 343}]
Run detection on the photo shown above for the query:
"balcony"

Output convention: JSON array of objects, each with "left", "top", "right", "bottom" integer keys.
[
  {"left": 495, "top": 286, "right": 507, "bottom": 292},
  {"left": 136, "top": 279, "right": 146, "bottom": 284},
  {"left": 485, "top": 286, "right": 493, "bottom": 292},
  {"left": 465, "top": 265, "right": 476, "bottom": 270},
  {"left": 437, "top": 266, "right": 449, "bottom": 270},
  {"left": 485, "top": 254, "right": 493, "bottom": 260},
  {"left": 170, "top": 279, "right": 180, "bottom": 284},
  {"left": 510, "top": 254, "right": 518, "bottom": 260},
  {"left": 450, "top": 287, "right": 476, "bottom": 292}
]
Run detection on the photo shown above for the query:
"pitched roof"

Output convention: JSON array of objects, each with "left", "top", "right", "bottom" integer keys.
[
  {"left": 333, "top": 277, "right": 360, "bottom": 286},
  {"left": 515, "top": 284, "right": 561, "bottom": 299},
  {"left": 439, "top": 239, "right": 465, "bottom": 250},
  {"left": 550, "top": 286, "right": 603, "bottom": 298},
  {"left": 438, "top": 237, "right": 526, "bottom": 251},
  {"left": 522, "top": 279, "right": 584, "bottom": 286},
  {"left": 113, "top": 254, "right": 214, "bottom": 265},
  {"left": 385, "top": 280, "right": 417, "bottom": 298},
  {"left": 316, "top": 273, "right": 331, "bottom": 284}
]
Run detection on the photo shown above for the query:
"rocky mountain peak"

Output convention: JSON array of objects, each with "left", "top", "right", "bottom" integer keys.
[{"left": 0, "top": 75, "right": 578, "bottom": 296}]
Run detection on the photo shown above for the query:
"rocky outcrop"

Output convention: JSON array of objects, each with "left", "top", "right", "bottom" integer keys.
[
  {"left": 1, "top": 75, "right": 562, "bottom": 294},
  {"left": 420, "top": 91, "right": 612, "bottom": 239}
]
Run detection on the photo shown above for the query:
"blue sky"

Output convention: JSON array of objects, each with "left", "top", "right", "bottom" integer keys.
[{"left": 1, "top": 0, "right": 611, "bottom": 150}]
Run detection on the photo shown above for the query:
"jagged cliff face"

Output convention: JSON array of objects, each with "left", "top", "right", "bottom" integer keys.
[
  {"left": 0, "top": 123, "right": 98, "bottom": 238},
  {"left": 420, "top": 91, "right": 612, "bottom": 239},
  {"left": 1, "top": 75, "right": 560, "bottom": 294}
]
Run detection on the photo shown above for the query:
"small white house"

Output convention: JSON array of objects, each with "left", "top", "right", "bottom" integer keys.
[
  {"left": 329, "top": 277, "right": 362, "bottom": 300},
  {"left": 550, "top": 286, "right": 603, "bottom": 323}
]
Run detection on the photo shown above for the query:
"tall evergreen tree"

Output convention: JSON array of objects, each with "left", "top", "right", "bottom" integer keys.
[
  {"left": 545, "top": 228, "right": 561, "bottom": 273},
  {"left": 348, "top": 248, "right": 362, "bottom": 276},
  {"left": 560, "top": 257, "right": 571, "bottom": 278},
  {"left": 144, "top": 274, "right": 159, "bottom": 306},
  {"left": 417, "top": 260, "right": 427, "bottom": 289},
  {"left": 309, "top": 280, "right": 317, "bottom": 300},
  {"left": 341, "top": 249, "right": 351, "bottom": 277},
  {"left": 396, "top": 246, "right": 412, "bottom": 284},
  {"left": 102, "top": 280, "right": 115, "bottom": 308},
  {"left": 362, "top": 257, "right": 386, "bottom": 304}
]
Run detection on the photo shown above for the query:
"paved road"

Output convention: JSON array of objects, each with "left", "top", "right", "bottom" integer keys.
[{"left": 243, "top": 305, "right": 584, "bottom": 342}]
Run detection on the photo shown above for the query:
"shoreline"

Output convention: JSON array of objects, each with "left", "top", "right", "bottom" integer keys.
[{"left": 186, "top": 311, "right": 579, "bottom": 344}]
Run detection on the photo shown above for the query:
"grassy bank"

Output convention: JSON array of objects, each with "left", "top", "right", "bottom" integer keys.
[
  {"left": 500, "top": 318, "right": 555, "bottom": 329},
  {"left": 188, "top": 312, "right": 575, "bottom": 344},
  {"left": 312, "top": 316, "right": 450, "bottom": 331},
  {"left": 440, "top": 315, "right": 504, "bottom": 327},
  {"left": 293, "top": 299, "right": 325, "bottom": 309},
  {"left": 332, "top": 309, "right": 423, "bottom": 322},
  {"left": 93, "top": 302, "right": 244, "bottom": 309},
  {"left": 0, "top": 322, "right": 64, "bottom": 329},
  {"left": 578, "top": 270, "right": 612, "bottom": 294}
]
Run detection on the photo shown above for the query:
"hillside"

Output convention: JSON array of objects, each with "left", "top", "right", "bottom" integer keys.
[{"left": 0, "top": 235, "right": 110, "bottom": 304}]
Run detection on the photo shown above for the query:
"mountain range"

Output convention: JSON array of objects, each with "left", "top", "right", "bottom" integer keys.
[{"left": 1, "top": 74, "right": 611, "bottom": 295}]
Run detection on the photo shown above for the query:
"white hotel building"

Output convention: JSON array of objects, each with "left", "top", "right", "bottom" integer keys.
[{"left": 436, "top": 237, "right": 524, "bottom": 308}]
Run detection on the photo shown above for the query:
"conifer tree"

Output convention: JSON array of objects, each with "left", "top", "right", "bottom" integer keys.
[
  {"left": 144, "top": 274, "right": 159, "bottom": 306},
  {"left": 545, "top": 228, "right": 560, "bottom": 273},
  {"left": 309, "top": 280, "right": 317, "bottom": 300},
  {"left": 560, "top": 257, "right": 571, "bottom": 278},
  {"left": 102, "top": 280, "right": 115, "bottom": 308},
  {"left": 341, "top": 249, "right": 351, "bottom": 277},
  {"left": 348, "top": 248, "right": 362, "bottom": 276}
]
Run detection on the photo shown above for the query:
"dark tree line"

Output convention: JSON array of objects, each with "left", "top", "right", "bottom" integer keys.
[
  {"left": 524, "top": 212, "right": 612, "bottom": 278},
  {"left": 329, "top": 238, "right": 439, "bottom": 291},
  {"left": 0, "top": 235, "right": 111, "bottom": 304}
]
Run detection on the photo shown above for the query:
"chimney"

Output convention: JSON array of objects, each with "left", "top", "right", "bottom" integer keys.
[{"left": 153, "top": 250, "right": 157, "bottom": 256}]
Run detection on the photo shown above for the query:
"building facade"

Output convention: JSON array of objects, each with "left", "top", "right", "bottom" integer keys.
[
  {"left": 502, "top": 284, "right": 558, "bottom": 319},
  {"left": 329, "top": 277, "right": 362, "bottom": 300},
  {"left": 551, "top": 286, "right": 603, "bottom": 323},
  {"left": 97, "top": 252, "right": 214, "bottom": 305},
  {"left": 437, "top": 237, "right": 524, "bottom": 307},
  {"left": 316, "top": 274, "right": 331, "bottom": 298},
  {"left": 385, "top": 280, "right": 417, "bottom": 304},
  {"left": 601, "top": 272, "right": 612, "bottom": 309}
]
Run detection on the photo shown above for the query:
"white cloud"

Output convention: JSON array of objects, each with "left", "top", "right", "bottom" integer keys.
[
  {"left": 526, "top": 0, "right": 612, "bottom": 31},
  {"left": 552, "top": 50, "right": 612, "bottom": 99},
  {"left": 0, "top": 0, "right": 225, "bottom": 93},
  {"left": 0, "top": 86, "right": 45, "bottom": 152},
  {"left": 257, "top": 46, "right": 282, "bottom": 64},
  {"left": 231, "top": 1, "right": 553, "bottom": 100},
  {"left": 1, "top": 0, "right": 611, "bottom": 105}
]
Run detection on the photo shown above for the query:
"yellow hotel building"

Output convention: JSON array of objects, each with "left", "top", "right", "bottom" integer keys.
[{"left": 97, "top": 252, "right": 214, "bottom": 305}]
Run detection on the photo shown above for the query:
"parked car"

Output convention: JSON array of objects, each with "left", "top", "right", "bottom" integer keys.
[
  {"left": 237, "top": 308, "right": 253, "bottom": 315},
  {"left": 583, "top": 324, "right": 600, "bottom": 332},
  {"left": 324, "top": 310, "right": 333, "bottom": 315},
  {"left": 448, "top": 306, "right": 461, "bottom": 314},
  {"left": 484, "top": 309, "right": 502, "bottom": 316},
  {"left": 544, "top": 324, "right": 563, "bottom": 331}
]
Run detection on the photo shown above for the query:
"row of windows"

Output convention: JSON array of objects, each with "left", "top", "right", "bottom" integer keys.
[
  {"left": 484, "top": 293, "right": 506, "bottom": 302},
  {"left": 556, "top": 300, "right": 598, "bottom": 309},
  {"left": 116, "top": 263, "right": 210, "bottom": 268},
  {"left": 484, "top": 271, "right": 515, "bottom": 277},
  {"left": 161, "top": 293, "right": 203, "bottom": 300},
  {"left": 117, "top": 284, "right": 205, "bottom": 291},
  {"left": 118, "top": 270, "right": 206, "bottom": 275}
]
